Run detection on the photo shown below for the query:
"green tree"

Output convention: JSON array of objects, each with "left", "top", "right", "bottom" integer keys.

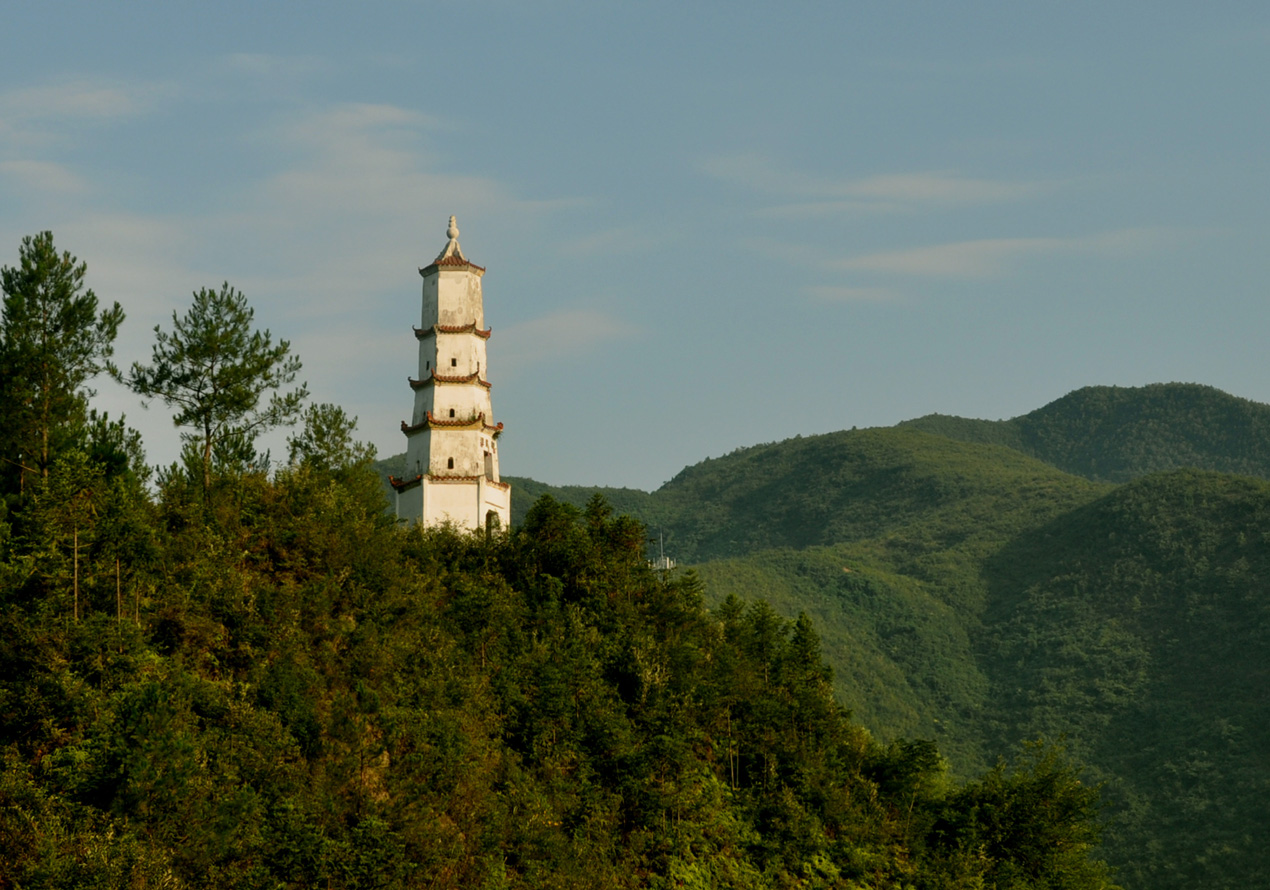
[
  {"left": 0, "top": 232, "right": 124, "bottom": 497},
  {"left": 287, "top": 402, "right": 375, "bottom": 473},
  {"left": 119, "top": 283, "right": 307, "bottom": 497},
  {"left": 930, "top": 741, "right": 1117, "bottom": 890}
]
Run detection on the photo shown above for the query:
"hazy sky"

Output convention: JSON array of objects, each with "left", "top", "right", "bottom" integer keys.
[{"left": 3, "top": 2, "right": 1268, "bottom": 489}]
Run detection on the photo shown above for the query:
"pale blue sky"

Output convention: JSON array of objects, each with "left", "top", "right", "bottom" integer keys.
[{"left": 2, "top": 2, "right": 1268, "bottom": 488}]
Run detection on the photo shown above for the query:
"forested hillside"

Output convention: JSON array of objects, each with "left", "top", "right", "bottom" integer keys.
[
  {"left": 901, "top": 382, "right": 1270, "bottom": 482},
  {"left": 0, "top": 232, "right": 1120, "bottom": 888},
  {"left": 0, "top": 461, "right": 1119, "bottom": 888},
  {"left": 979, "top": 469, "right": 1270, "bottom": 889}
]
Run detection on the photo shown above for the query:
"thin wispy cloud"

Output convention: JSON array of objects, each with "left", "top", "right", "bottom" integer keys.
[
  {"left": 840, "top": 237, "right": 1063, "bottom": 278},
  {"left": 0, "top": 160, "right": 86, "bottom": 194},
  {"left": 806, "top": 285, "right": 899, "bottom": 302},
  {"left": 0, "top": 81, "right": 149, "bottom": 119},
  {"left": 850, "top": 172, "right": 1038, "bottom": 203},
  {"left": 0, "top": 78, "right": 172, "bottom": 151},
  {"left": 184, "top": 102, "right": 525, "bottom": 314},
  {"left": 759, "top": 200, "right": 893, "bottom": 219},
  {"left": 217, "top": 52, "right": 330, "bottom": 80},
  {"left": 836, "top": 228, "right": 1173, "bottom": 280},
  {"left": 702, "top": 153, "right": 1046, "bottom": 213},
  {"left": 57, "top": 211, "right": 209, "bottom": 331}
]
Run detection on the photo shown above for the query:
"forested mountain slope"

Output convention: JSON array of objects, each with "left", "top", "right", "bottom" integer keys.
[
  {"left": 650, "top": 428, "right": 1105, "bottom": 563},
  {"left": 383, "top": 428, "right": 1106, "bottom": 563},
  {"left": 978, "top": 469, "right": 1270, "bottom": 890},
  {"left": 901, "top": 382, "right": 1270, "bottom": 482}
]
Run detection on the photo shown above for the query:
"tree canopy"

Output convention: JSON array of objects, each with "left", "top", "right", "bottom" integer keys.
[
  {"left": 0, "top": 231, "right": 124, "bottom": 497},
  {"left": 119, "top": 282, "right": 306, "bottom": 496}
]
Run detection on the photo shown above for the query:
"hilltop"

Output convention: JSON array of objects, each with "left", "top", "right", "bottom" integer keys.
[
  {"left": 0, "top": 456, "right": 1116, "bottom": 889},
  {"left": 900, "top": 382, "right": 1270, "bottom": 482}
]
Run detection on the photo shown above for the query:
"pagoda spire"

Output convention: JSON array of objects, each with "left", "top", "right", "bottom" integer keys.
[{"left": 434, "top": 215, "right": 466, "bottom": 263}]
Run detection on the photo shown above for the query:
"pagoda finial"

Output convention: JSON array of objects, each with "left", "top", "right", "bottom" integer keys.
[{"left": 434, "top": 214, "right": 466, "bottom": 263}]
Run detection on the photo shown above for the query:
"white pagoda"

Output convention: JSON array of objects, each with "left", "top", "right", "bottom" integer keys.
[{"left": 390, "top": 217, "right": 511, "bottom": 530}]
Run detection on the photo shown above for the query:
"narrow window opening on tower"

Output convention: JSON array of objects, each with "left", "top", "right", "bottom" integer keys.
[
  {"left": 451, "top": 357, "right": 457, "bottom": 367},
  {"left": 447, "top": 457, "right": 454, "bottom": 469},
  {"left": 426, "top": 361, "right": 430, "bottom": 370},
  {"left": 449, "top": 408, "right": 455, "bottom": 418}
]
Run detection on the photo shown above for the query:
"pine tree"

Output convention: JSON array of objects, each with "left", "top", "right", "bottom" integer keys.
[
  {"left": 0, "top": 232, "right": 123, "bottom": 497},
  {"left": 119, "top": 283, "right": 306, "bottom": 498}
]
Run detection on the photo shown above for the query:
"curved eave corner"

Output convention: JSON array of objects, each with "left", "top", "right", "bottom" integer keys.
[{"left": 389, "top": 474, "right": 423, "bottom": 493}]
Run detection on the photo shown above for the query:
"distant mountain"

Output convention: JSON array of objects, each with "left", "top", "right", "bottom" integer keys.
[
  {"left": 979, "top": 469, "right": 1270, "bottom": 889},
  {"left": 901, "top": 382, "right": 1270, "bottom": 482},
  {"left": 501, "top": 476, "right": 660, "bottom": 530},
  {"left": 650, "top": 427, "right": 1104, "bottom": 563}
]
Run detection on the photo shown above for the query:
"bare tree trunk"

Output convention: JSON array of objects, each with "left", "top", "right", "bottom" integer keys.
[
  {"left": 73, "top": 527, "right": 79, "bottom": 622},
  {"left": 203, "top": 421, "right": 213, "bottom": 499}
]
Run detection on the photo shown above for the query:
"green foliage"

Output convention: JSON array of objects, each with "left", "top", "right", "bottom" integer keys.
[
  {"left": 0, "top": 231, "right": 124, "bottom": 498},
  {"left": 902, "top": 382, "right": 1270, "bottom": 483},
  {"left": 931, "top": 741, "right": 1115, "bottom": 890},
  {"left": 978, "top": 470, "right": 1270, "bottom": 889},
  {"left": 288, "top": 402, "right": 376, "bottom": 473},
  {"left": 0, "top": 473, "right": 1118, "bottom": 888},
  {"left": 120, "top": 282, "right": 307, "bottom": 497}
]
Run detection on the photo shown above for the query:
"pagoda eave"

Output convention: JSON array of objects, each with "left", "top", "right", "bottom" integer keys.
[
  {"left": 401, "top": 412, "right": 499, "bottom": 434},
  {"left": 409, "top": 371, "right": 492, "bottom": 390},
  {"left": 388, "top": 472, "right": 508, "bottom": 492},
  {"left": 414, "top": 323, "right": 493, "bottom": 341},
  {"left": 419, "top": 257, "right": 486, "bottom": 276}
]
